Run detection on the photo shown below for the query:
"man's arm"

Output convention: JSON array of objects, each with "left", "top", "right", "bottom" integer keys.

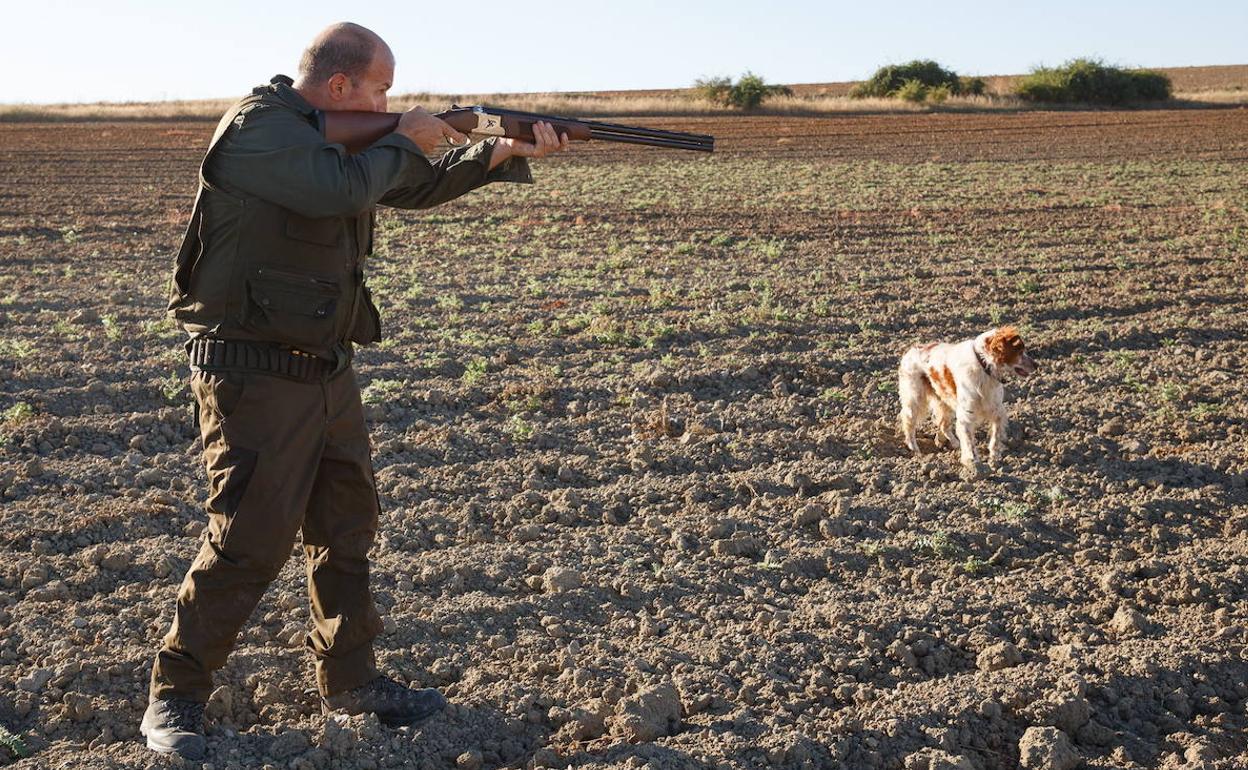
[
  {"left": 377, "top": 120, "right": 569, "bottom": 210},
  {"left": 377, "top": 137, "right": 532, "bottom": 210},
  {"left": 207, "top": 104, "right": 474, "bottom": 218}
]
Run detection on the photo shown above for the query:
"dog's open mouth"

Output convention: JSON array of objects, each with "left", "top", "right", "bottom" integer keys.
[{"left": 1014, "top": 365, "right": 1032, "bottom": 377}]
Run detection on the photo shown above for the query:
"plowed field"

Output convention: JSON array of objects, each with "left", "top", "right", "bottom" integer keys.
[{"left": 1, "top": 108, "right": 1247, "bottom": 769}]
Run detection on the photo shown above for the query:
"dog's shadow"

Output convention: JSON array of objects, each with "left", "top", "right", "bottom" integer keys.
[{"left": 875, "top": 416, "right": 1031, "bottom": 463}]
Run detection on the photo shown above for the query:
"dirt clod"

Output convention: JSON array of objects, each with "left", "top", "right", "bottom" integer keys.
[
  {"left": 457, "top": 749, "right": 484, "bottom": 770},
  {"left": 976, "top": 641, "right": 1023, "bottom": 672},
  {"left": 1108, "top": 605, "right": 1148, "bottom": 637},
  {"left": 542, "top": 566, "right": 583, "bottom": 593},
  {"left": 1018, "top": 726, "right": 1080, "bottom": 770},
  {"left": 607, "top": 683, "right": 681, "bottom": 742}
]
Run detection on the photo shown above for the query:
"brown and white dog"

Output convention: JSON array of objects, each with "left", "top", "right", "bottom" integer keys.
[{"left": 898, "top": 326, "right": 1037, "bottom": 475}]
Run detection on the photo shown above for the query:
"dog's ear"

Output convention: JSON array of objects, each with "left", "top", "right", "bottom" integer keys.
[{"left": 986, "top": 326, "right": 1025, "bottom": 362}]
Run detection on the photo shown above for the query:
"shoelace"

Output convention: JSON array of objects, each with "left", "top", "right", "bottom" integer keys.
[
  {"left": 166, "top": 700, "right": 206, "bottom": 731},
  {"left": 371, "top": 677, "right": 408, "bottom": 703}
]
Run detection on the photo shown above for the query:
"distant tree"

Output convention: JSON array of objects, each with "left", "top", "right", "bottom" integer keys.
[
  {"left": 1016, "top": 59, "right": 1171, "bottom": 104},
  {"left": 851, "top": 60, "right": 966, "bottom": 99}
]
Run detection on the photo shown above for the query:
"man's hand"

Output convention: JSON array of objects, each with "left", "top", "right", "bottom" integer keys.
[
  {"left": 489, "top": 121, "right": 570, "bottom": 169},
  {"left": 396, "top": 107, "right": 469, "bottom": 154},
  {"left": 504, "top": 121, "right": 571, "bottom": 159}
]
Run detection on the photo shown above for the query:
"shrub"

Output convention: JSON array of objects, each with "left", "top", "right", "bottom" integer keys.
[
  {"left": 851, "top": 60, "right": 965, "bottom": 98},
  {"left": 927, "top": 83, "right": 952, "bottom": 104},
  {"left": 728, "top": 73, "right": 769, "bottom": 110},
  {"left": 693, "top": 72, "right": 792, "bottom": 111},
  {"left": 959, "top": 76, "right": 987, "bottom": 96},
  {"left": 896, "top": 79, "right": 929, "bottom": 103},
  {"left": 693, "top": 76, "right": 731, "bottom": 105},
  {"left": 1016, "top": 58, "right": 1172, "bottom": 104}
]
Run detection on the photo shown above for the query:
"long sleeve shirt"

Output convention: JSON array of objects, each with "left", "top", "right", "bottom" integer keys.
[{"left": 205, "top": 75, "right": 532, "bottom": 218}]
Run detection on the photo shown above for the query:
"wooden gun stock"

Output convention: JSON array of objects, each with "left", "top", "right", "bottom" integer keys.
[{"left": 321, "top": 106, "right": 714, "bottom": 154}]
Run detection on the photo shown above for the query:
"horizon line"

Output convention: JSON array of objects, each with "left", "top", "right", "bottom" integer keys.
[{"left": 2, "top": 62, "right": 1242, "bottom": 108}]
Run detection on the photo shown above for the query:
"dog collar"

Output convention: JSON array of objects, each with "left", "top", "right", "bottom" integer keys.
[{"left": 974, "top": 346, "right": 998, "bottom": 379}]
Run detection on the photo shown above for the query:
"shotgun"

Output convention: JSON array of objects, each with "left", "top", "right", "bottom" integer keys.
[{"left": 321, "top": 105, "right": 715, "bottom": 154}]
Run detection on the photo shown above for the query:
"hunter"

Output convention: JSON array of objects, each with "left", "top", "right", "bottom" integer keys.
[{"left": 143, "top": 21, "right": 569, "bottom": 760}]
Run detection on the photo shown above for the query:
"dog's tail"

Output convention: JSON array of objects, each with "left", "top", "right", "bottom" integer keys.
[
  {"left": 898, "top": 347, "right": 933, "bottom": 401},
  {"left": 898, "top": 347, "right": 932, "bottom": 451}
]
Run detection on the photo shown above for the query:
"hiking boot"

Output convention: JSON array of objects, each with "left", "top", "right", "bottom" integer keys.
[
  {"left": 140, "top": 699, "right": 206, "bottom": 760},
  {"left": 322, "top": 675, "right": 447, "bottom": 727}
]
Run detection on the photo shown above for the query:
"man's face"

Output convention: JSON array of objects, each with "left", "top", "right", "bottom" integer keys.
[{"left": 330, "top": 48, "right": 395, "bottom": 112}]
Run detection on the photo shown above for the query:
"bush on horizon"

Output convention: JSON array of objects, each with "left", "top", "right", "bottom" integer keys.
[
  {"left": 1016, "top": 59, "right": 1172, "bottom": 104},
  {"left": 694, "top": 72, "right": 793, "bottom": 111},
  {"left": 851, "top": 60, "right": 982, "bottom": 100}
]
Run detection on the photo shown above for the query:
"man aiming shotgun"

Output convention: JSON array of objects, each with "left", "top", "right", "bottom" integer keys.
[{"left": 143, "top": 21, "right": 573, "bottom": 759}]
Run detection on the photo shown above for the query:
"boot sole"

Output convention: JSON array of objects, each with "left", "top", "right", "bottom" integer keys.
[
  {"left": 379, "top": 706, "right": 444, "bottom": 728},
  {"left": 323, "top": 703, "right": 446, "bottom": 728},
  {"left": 144, "top": 736, "right": 206, "bottom": 761},
  {"left": 142, "top": 727, "right": 206, "bottom": 761}
]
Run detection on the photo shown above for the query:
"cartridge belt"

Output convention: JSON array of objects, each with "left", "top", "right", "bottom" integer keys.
[{"left": 187, "top": 338, "right": 334, "bottom": 382}]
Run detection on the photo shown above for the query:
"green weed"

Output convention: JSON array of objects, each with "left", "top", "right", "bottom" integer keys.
[
  {"left": 912, "top": 530, "right": 961, "bottom": 560},
  {"left": 461, "top": 357, "right": 489, "bottom": 385},
  {"left": 961, "top": 555, "right": 991, "bottom": 575},
  {"left": 101, "top": 315, "right": 122, "bottom": 341},
  {"left": 362, "top": 378, "right": 407, "bottom": 405},
  {"left": 0, "top": 340, "right": 35, "bottom": 360},
  {"left": 0, "top": 722, "right": 29, "bottom": 759},
  {"left": 158, "top": 373, "right": 185, "bottom": 402},
  {"left": 507, "top": 414, "right": 534, "bottom": 441},
  {"left": 983, "top": 496, "right": 1032, "bottom": 522},
  {"left": 2, "top": 402, "right": 34, "bottom": 425}
]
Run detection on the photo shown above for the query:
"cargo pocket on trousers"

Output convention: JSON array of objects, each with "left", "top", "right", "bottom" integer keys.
[
  {"left": 208, "top": 444, "right": 259, "bottom": 517},
  {"left": 242, "top": 266, "right": 340, "bottom": 351},
  {"left": 200, "top": 370, "right": 248, "bottom": 423}
]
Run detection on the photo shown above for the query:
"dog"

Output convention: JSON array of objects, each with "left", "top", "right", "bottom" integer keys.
[{"left": 898, "top": 326, "right": 1037, "bottom": 475}]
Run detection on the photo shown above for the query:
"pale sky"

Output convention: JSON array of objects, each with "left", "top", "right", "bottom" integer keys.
[{"left": 8, "top": 0, "right": 1246, "bottom": 103}]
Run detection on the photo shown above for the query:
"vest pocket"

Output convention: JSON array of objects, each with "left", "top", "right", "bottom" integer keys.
[
  {"left": 348, "top": 284, "right": 382, "bottom": 345},
  {"left": 286, "top": 214, "right": 343, "bottom": 246},
  {"left": 242, "top": 266, "right": 340, "bottom": 351}
]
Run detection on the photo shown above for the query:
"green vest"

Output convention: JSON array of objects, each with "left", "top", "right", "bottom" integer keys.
[{"left": 166, "top": 90, "right": 380, "bottom": 358}]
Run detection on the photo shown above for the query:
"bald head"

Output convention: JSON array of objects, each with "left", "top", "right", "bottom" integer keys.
[
  {"left": 298, "top": 23, "right": 391, "bottom": 86},
  {"left": 295, "top": 22, "right": 395, "bottom": 113}
]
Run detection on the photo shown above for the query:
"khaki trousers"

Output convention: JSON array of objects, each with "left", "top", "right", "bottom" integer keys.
[{"left": 150, "top": 366, "right": 383, "bottom": 703}]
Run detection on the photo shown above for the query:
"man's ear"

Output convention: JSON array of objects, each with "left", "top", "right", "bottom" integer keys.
[{"left": 326, "top": 72, "right": 350, "bottom": 101}]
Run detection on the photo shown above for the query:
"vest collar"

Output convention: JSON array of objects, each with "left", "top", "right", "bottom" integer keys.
[{"left": 256, "top": 74, "right": 316, "bottom": 117}]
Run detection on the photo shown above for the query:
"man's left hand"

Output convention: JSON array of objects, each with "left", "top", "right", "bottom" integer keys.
[{"left": 499, "top": 121, "right": 571, "bottom": 159}]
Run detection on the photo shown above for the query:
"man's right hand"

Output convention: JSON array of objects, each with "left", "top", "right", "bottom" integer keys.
[{"left": 396, "top": 107, "right": 469, "bottom": 153}]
